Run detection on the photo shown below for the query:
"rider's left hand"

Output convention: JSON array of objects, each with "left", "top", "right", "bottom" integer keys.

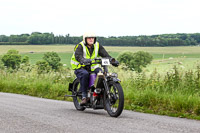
[
  {"left": 109, "top": 58, "right": 116, "bottom": 63},
  {"left": 112, "top": 60, "right": 119, "bottom": 67}
]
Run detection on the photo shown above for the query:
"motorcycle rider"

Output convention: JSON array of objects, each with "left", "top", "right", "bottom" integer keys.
[{"left": 71, "top": 31, "right": 118, "bottom": 105}]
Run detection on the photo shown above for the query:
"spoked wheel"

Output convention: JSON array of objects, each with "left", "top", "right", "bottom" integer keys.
[
  {"left": 72, "top": 78, "right": 86, "bottom": 111},
  {"left": 104, "top": 81, "right": 124, "bottom": 117}
]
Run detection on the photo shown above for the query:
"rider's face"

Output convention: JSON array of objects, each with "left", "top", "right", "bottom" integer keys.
[{"left": 86, "top": 37, "right": 95, "bottom": 46}]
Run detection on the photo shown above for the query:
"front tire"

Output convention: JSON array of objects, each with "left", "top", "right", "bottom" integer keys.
[
  {"left": 104, "top": 81, "right": 124, "bottom": 117},
  {"left": 72, "top": 78, "right": 86, "bottom": 111}
]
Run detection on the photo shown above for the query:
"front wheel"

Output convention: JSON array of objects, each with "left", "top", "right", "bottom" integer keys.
[
  {"left": 72, "top": 78, "right": 86, "bottom": 111},
  {"left": 104, "top": 81, "right": 124, "bottom": 117}
]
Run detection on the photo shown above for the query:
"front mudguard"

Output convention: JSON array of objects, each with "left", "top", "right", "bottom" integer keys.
[
  {"left": 112, "top": 77, "right": 121, "bottom": 83},
  {"left": 107, "top": 76, "right": 121, "bottom": 83}
]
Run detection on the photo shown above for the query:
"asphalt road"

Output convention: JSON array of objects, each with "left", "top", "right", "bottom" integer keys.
[{"left": 0, "top": 92, "right": 200, "bottom": 133}]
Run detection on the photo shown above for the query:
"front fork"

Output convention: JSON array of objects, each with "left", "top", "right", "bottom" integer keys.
[{"left": 103, "top": 79, "right": 111, "bottom": 101}]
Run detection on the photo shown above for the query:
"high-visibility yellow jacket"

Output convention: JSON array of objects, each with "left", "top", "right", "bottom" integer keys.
[{"left": 71, "top": 41, "right": 100, "bottom": 71}]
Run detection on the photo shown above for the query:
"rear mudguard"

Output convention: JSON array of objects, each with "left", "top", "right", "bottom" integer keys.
[{"left": 68, "top": 78, "right": 78, "bottom": 92}]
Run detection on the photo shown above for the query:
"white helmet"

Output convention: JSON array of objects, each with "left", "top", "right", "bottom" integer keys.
[{"left": 83, "top": 31, "right": 96, "bottom": 44}]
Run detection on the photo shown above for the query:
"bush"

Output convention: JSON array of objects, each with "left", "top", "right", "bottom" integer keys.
[
  {"left": 36, "top": 61, "right": 51, "bottom": 74},
  {"left": 0, "top": 55, "right": 4, "bottom": 69},
  {"left": 21, "top": 55, "right": 30, "bottom": 65},
  {"left": 117, "top": 51, "right": 153, "bottom": 72},
  {"left": 116, "top": 52, "right": 134, "bottom": 67},
  {"left": 43, "top": 52, "right": 62, "bottom": 71},
  {"left": 132, "top": 51, "right": 153, "bottom": 72},
  {"left": 1, "top": 49, "right": 21, "bottom": 69}
]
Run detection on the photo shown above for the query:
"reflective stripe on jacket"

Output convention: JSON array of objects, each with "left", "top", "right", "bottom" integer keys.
[{"left": 71, "top": 41, "right": 100, "bottom": 71}]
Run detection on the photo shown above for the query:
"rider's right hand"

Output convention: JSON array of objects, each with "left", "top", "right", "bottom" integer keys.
[{"left": 81, "top": 58, "right": 92, "bottom": 65}]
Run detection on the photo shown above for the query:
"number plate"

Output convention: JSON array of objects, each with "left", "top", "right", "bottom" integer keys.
[{"left": 102, "top": 59, "right": 110, "bottom": 65}]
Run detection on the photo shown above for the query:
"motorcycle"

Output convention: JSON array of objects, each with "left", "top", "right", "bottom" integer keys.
[{"left": 65, "top": 58, "right": 124, "bottom": 117}]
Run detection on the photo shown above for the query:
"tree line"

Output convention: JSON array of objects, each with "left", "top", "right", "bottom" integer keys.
[{"left": 0, "top": 32, "right": 200, "bottom": 46}]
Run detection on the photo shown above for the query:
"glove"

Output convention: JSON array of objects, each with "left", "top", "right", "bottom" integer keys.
[
  {"left": 109, "top": 58, "right": 116, "bottom": 63},
  {"left": 112, "top": 60, "right": 119, "bottom": 67},
  {"left": 81, "top": 58, "right": 92, "bottom": 65}
]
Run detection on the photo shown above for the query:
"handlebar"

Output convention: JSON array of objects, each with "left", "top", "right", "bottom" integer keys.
[{"left": 81, "top": 58, "right": 119, "bottom": 67}]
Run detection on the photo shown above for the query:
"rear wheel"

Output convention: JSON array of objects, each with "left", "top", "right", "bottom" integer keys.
[
  {"left": 72, "top": 78, "right": 86, "bottom": 111},
  {"left": 104, "top": 81, "right": 124, "bottom": 117}
]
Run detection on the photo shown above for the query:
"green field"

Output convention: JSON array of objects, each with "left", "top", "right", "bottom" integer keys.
[{"left": 1, "top": 45, "right": 200, "bottom": 72}]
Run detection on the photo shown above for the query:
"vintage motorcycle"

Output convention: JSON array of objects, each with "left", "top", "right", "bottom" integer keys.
[{"left": 66, "top": 58, "right": 124, "bottom": 117}]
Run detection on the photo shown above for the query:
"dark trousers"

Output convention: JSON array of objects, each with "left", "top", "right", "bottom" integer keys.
[{"left": 74, "top": 68, "right": 102, "bottom": 98}]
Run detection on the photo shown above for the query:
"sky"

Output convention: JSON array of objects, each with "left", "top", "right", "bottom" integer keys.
[{"left": 0, "top": 0, "right": 200, "bottom": 37}]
